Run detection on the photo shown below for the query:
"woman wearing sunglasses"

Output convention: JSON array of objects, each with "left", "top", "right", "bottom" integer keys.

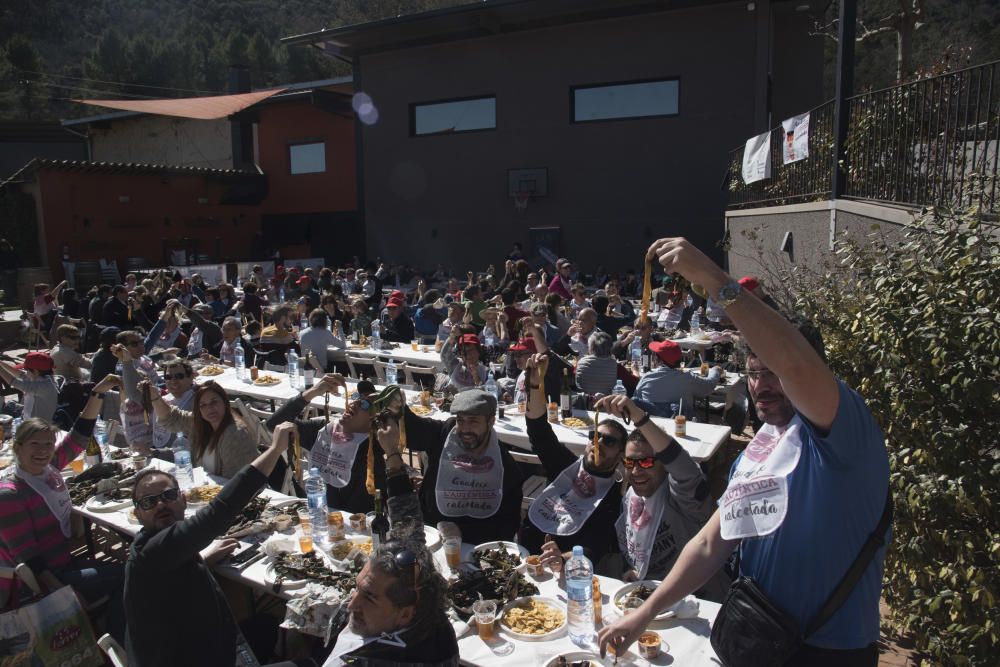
[
  {"left": 597, "top": 389, "right": 731, "bottom": 601},
  {"left": 264, "top": 375, "right": 387, "bottom": 514},
  {"left": 139, "top": 379, "right": 258, "bottom": 480},
  {"left": 0, "top": 374, "right": 126, "bottom": 639},
  {"left": 518, "top": 353, "right": 628, "bottom": 576}
]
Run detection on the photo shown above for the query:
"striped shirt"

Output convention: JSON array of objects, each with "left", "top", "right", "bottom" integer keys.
[{"left": 0, "top": 430, "right": 86, "bottom": 597}]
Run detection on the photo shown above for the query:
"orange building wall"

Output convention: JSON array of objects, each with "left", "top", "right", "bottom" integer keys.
[
  {"left": 36, "top": 169, "right": 261, "bottom": 276},
  {"left": 255, "top": 100, "right": 357, "bottom": 215}
]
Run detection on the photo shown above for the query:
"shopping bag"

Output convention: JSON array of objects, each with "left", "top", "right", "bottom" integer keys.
[{"left": 0, "top": 585, "right": 102, "bottom": 667}]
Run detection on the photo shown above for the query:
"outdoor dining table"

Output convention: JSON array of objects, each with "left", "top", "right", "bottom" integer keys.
[{"left": 71, "top": 456, "right": 719, "bottom": 666}]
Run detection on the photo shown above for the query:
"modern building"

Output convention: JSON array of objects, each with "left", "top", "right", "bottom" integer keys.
[
  {"left": 284, "top": 0, "right": 828, "bottom": 272},
  {"left": 0, "top": 77, "right": 359, "bottom": 281}
]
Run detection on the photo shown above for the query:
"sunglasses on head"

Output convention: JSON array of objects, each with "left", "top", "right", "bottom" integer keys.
[
  {"left": 388, "top": 545, "right": 421, "bottom": 603},
  {"left": 134, "top": 487, "right": 180, "bottom": 511},
  {"left": 586, "top": 431, "right": 623, "bottom": 448},
  {"left": 623, "top": 456, "right": 657, "bottom": 470}
]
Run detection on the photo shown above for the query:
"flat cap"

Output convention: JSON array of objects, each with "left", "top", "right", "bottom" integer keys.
[{"left": 450, "top": 389, "right": 497, "bottom": 416}]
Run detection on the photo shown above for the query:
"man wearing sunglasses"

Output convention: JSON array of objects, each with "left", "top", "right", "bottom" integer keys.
[
  {"left": 517, "top": 353, "right": 627, "bottom": 575},
  {"left": 111, "top": 330, "right": 160, "bottom": 447},
  {"left": 324, "top": 418, "right": 458, "bottom": 666},
  {"left": 125, "top": 422, "right": 315, "bottom": 667},
  {"left": 120, "top": 358, "right": 196, "bottom": 453},
  {"left": 599, "top": 238, "right": 890, "bottom": 667},
  {"left": 595, "top": 393, "right": 730, "bottom": 600},
  {"left": 265, "top": 375, "right": 386, "bottom": 514}
]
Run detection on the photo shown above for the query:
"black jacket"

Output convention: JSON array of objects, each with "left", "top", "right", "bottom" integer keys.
[
  {"left": 124, "top": 465, "right": 267, "bottom": 667},
  {"left": 103, "top": 297, "right": 131, "bottom": 330},
  {"left": 402, "top": 409, "right": 523, "bottom": 545},
  {"left": 381, "top": 314, "right": 415, "bottom": 343},
  {"left": 518, "top": 415, "right": 622, "bottom": 574},
  {"left": 266, "top": 393, "right": 386, "bottom": 514}
]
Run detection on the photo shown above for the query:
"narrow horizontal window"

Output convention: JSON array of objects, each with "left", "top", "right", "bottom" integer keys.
[
  {"left": 411, "top": 96, "right": 496, "bottom": 136},
  {"left": 289, "top": 142, "right": 326, "bottom": 174},
  {"left": 572, "top": 79, "right": 679, "bottom": 123}
]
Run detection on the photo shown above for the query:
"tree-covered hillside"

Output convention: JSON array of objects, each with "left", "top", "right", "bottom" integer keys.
[{"left": 2, "top": 0, "right": 1000, "bottom": 121}]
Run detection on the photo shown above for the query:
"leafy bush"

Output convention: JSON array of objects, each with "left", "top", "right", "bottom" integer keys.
[{"left": 743, "top": 207, "right": 999, "bottom": 665}]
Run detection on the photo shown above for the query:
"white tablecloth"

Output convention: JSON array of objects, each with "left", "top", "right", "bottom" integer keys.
[{"left": 338, "top": 344, "right": 446, "bottom": 371}]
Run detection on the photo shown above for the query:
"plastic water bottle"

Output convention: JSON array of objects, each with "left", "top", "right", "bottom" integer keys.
[
  {"left": 300, "top": 314, "right": 308, "bottom": 331},
  {"left": 484, "top": 369, "right": 498, "bottom": 399},
  {"left": 306, "top": 467, "right": 329, "bottom": 544},
  {"left": 278, "top": 286, "right": 285, "bottom": 303},
  {"left": 691, "top": 308, "right": 702, "bottom": 333},
  {"left": 483, "top": 327, "right": 496, "bottom": 349},
  {"left": 385, "top": 358, "right": 398, "bottom": 386},
  {"left": 234, "top": 345, "right": 245, "bottom": 381},
  {"left": 94, "top": 418, "right": 109, "bottom": 459},
  {"left": 630, "top": 337, "right": 642, "bottom": 373},
  {"left": 287, "top": 349, "right": 299, "bottom": 389},
  {"left": 174, "top": 449, "right": 194, "bottom": 490},
  {"left": 187, "top": 328, "right": 203, "bottom": 357},
  {"left": 370, "top": 320, "right": 381, "bottom": 351},
  {"left": 612, "top": 379, "right": 627, "bottom": 398},
  {"left": 566, "top": 545, "right": 596, "bottom": 646}
]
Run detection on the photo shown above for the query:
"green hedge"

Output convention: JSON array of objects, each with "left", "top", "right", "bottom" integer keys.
[{"left": 746, "top": 208, "right": 999, "bottom": 665}]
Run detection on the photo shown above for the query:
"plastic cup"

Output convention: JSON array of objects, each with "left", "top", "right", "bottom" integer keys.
[
  {"left": 296, "top": 508, "right": 312, "bottom": 531},
  {"left": 69, "top": 456, "right": 85, "bottom": 474},
  {"left": 639, "top": 631, "right": 662, "bottom": 659},
  {"left": 444, "top": 537, "right": 462, "bottom": 570},
  {"left": 349, "top": 513, "right": 366, "bottom": 532},
  {"left": 298, "top": 531, "right": 313, "bottom": 554},
  {"left": 472, "top": 599, "right": 496, "bottom": 640},
  {"left": 525, "top": 555, "right": 544, "bottom": 577},
  {"left": 411, "top": 340, "right": 419, "bottom": 351}
]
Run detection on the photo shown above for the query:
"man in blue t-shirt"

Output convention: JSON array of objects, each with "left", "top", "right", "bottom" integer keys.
[{"left": 598, "top": 237, "right": 890, "bottom": 667}]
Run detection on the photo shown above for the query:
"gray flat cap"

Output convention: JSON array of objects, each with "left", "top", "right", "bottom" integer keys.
[{"left": 450, "top": 389, "right": 497, "bottom": 416}]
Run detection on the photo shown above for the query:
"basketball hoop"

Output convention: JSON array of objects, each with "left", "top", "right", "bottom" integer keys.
[{"left": 513, "top": 190, "right": 531, "bottom": 215}]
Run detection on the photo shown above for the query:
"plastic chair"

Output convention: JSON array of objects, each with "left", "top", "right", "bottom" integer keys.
[
  {"left": 404, "top": 364, "right": 437, "bottom": 389},
  {"left": 0, "top": 562, "right": 43, "bottom": 607},
  {"left": 372, "top": 359, "right": 406, "bottom": 384},
  {"left": 98, "top": 633, "right": 128, "bottom": 667},
  {"left": 345, "top": 353, "right": 377, "bottom": 380},
  {"left": 507, "top": 450, "right": 549, "bottom": 510}
]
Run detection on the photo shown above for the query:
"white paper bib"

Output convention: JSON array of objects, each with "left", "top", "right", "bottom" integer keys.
[
  {"left": 528, "top": 458, "right": 616, "bottom": 536},
  {"left": 719, "top": 415, "right": 803, "bottom": 540},
  {"left": 616, "top": 484, "right": 668, "bottom": 579},
  {"left": 15, "top": 463, "right": 72, "bottom": 537},
  {"left": 435, "top": 427, "right": 504, "bottom": 519},
  {"left": 309, "top": 420, "right": 367, "bottom": 489}
]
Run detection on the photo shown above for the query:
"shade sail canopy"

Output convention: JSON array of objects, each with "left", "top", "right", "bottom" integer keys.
[{"left": 74, "top": 88, "right": 287, "bottom": 120}]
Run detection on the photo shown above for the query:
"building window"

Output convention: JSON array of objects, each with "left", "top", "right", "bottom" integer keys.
[
  {"left": 289, "top": 142, "right": 326, "bottom": 174},
  {"left": 572, "top": 79, "right": 679, "bottom": 123},
  {"left": 411, "top": 96, "right": 496, "bottom": 136}
]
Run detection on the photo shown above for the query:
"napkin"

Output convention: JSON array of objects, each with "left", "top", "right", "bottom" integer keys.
[
  {"left": 262, "top": 534, "right": 298, "bottom": 557},
  {"left": 666, "top": 595, "right": 700, "bottom": 618}
]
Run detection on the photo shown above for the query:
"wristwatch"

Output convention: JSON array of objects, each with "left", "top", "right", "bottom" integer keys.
[{"left": 715, "top": 280, "right": 743, "bottom": 307}]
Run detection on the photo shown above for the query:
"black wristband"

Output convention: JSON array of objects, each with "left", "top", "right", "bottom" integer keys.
[{"left": 634, "top": 412, "right": 651, "bottom": 428}]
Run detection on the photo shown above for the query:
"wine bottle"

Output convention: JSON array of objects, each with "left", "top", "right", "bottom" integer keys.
[
  {"left": 371, "top": 489, "right": 390, "bottom": 551},
  {"left": 560, "top": 368, "right": 572, "bottom": 420},
  {"left": 85, "top": 437, "right": 102, "bottom": 468}
]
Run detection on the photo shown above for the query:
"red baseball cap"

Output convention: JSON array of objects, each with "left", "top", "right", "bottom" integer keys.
[
  {"left": 389, "top": 290, "right": 405, "bottom": 301},
  {"left": 16, "top": 351, "right": 54, "bottom": 372},
  {"left": 386, "top": 296, "right": 405, "bottom": 308},
  {"left": 738, "top": 276, "right": 760, "bottom": 292},
  {"left": 649, "top": 340, "right": 682, "bottom": 366},
  {"left": 508, "top": 338, "right": 537, "bottom": 353},
  {"left": 296, "top": 276, "right": 311, "bottom": 285},
  {"left": 459, "top": 333, "right": 481, "bottom": 347}
]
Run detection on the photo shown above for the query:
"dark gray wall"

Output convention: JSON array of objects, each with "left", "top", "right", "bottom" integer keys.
[
  {"left": 1, "top": 141, "right": 86, "bottom": 181},
  {"left": 358, "top": 2, "right": 824, "bottom": 274}
]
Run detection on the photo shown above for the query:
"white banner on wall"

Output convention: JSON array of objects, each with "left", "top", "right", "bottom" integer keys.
[
  {"left": 781, "top": 112, "right": 810, "bottom": 164},
  {"left": 742, "top": 131, "right": 772, "bottom": 184}
]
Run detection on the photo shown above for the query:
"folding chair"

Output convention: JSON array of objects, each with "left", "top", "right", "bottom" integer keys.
[
  {"left": 508, "top": 449, "right": 549, "bottom": 511},
  {"left": 232, "top": 398, "right": 293, "bottom": 494},
  {"left": 345, "top": 353, "right": 377, "bottom": 381},
  {"left": 0, "top": 562, "right": 43, "bottom": 607},
  {"left": 404, "top": 364, "right": 437, "bottom": 389}
]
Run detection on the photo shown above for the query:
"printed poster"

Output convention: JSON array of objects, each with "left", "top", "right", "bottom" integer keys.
[
  {"left": 781, "top": 112, "right": 810, "bottom": 164},
  {"left": 742, "top": 131, "right": 771, "bottom": 184}
]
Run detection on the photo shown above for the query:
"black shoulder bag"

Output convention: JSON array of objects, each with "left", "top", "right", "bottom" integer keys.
[{"left": 710, "top": 489, "right": 893, "bottom": 667}]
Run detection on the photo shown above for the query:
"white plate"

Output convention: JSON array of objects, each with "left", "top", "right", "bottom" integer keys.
[
  {"left": 263, "top": 559, "right": 308, "bottom": 590},
  {"left": 423, "top": 525, "right": 441, "bottom": 550},
  {"left": 84, "top": 492, "right": 132, "bottom": 513},
  {"left": 611, "top": 580, "right": 677, "bottom": 620},
  {"left": 326, "top": 535, "right": 373, "bottom": 568},
  {"left": 499, "top": 595, "right": 566, "bottom": 641},
  {"left": 472, "top": 541, "right": 529, "bottom": 573},
  {"left": 543, "top": 652, "right": 604, "bottom": 667}
]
